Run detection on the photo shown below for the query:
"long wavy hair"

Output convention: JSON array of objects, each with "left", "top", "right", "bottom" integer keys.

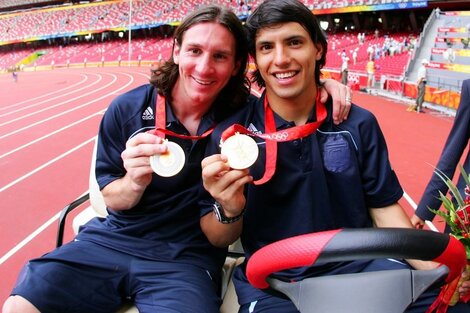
[
  {"left": 150, "top": 5, "right": 250, "bottom": 122},
  {"left": 245, "top": 0, "right": 328, "bottom": 88}
]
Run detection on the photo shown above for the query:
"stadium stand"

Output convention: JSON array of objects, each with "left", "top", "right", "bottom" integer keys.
[
  {"left": 401, "top": 9, "right": 469, "bottom": 108},
  {"left": 0, "top": 0, "right": 64, "bottom": 12},
  {"left": 0, "top": 0, "right": 468, "bottom": 110},
  {"left": 326, "top": 32, "right": 415, "bottom": 78}
]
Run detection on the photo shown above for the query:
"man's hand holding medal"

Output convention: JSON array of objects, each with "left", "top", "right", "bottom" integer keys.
[{"left": 121, "top": 132, "right": 172, "bottom": 189}]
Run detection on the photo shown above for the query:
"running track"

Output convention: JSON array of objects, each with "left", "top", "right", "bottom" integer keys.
[{"left": 0, "top": 67, "right": 459, "bottom": 304}]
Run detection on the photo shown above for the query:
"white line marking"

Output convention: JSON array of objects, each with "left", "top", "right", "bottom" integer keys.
[
  {"left": 0, "top": 137, "right": 95, "bottom": 193},
  {"left": 0, "top": 71, "right": 137, "bottom": 264},
  {"left": 0, "top": 73, "right": 101, "bottom": 119},
  {"left": 0, "top": 73, "right": 106, "bottom": 126},
  {"left": 0, "top": 190, "right": 88, "bottom": 265},
  {"left": 0, "top": 73, "right": 89, "bottom": 112},
  {"left": 0, "top": 73, "right": 134, "bottom": 139},
  {"left": 0, "top": 211, "right": 61, "bottom": 265},
  {"left": 0, "top": 112, "right": 103, "bottom": 159}
]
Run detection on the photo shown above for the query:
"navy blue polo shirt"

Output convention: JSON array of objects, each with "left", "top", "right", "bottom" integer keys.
[
  {"left": 200, "top": 93, "right": 403, "bottom": 304},
  {"left": 76, "top": 84, "right": 226, "bottom": 274}
]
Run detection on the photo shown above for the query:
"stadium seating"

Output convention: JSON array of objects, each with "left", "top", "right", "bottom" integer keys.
[
  {"left": 0, "top": 0, "right": 58, "bottom": 10},
  {"left": 326, "top": 32, "right": 415, "bottom": 80},
  {"left": 28, "top": 37, "right": 173, "bottom": 67},
  {"left": 0, "top": 0, "right": 418, "bottom": 79},
  {"left": 424, "top": 11, "right": 470, "bottom": 90},
  {"left": 0, "top": 47, "right": 32, "bottom": 70},
  {"left": 0, "top": 0, "right": 247, "bottom": 43},
  {"left": 0, "top": 1, "right": 467, "bottom": 99}
]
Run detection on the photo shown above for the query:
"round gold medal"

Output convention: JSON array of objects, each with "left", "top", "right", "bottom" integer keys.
[
  {"left": 150, "top": 141, "right": 185, "bottom": 177},
  {"left": 221, "top": 133, "right": 259, "bottom": 170}
]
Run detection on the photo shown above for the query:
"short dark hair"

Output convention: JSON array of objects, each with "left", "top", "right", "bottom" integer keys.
[
  {"left": 150, "top": 5, "right": 250, "bottom": 121},
  {"left": 245, "top": 0, "right": 327, "bottom": 88}
]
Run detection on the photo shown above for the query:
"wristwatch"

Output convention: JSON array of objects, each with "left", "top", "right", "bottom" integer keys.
[{"left": 212, "top": 201, "right": 245, "bottom": 224}]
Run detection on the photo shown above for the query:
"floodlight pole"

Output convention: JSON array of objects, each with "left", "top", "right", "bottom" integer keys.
[{"left": 127, "top": 0, "right": 132, "bottom": 66}]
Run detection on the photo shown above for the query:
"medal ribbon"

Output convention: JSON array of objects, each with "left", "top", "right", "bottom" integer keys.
[
  {"left": 148, "top": 95, "right": 214, "bottom": 140},
  {"left": 221, "top": 91, "right": 327, "bottom": 185}
]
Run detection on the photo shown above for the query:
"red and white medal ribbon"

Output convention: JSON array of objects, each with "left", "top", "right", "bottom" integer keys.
[
  {"left": 220, "top": 91, "right": 327, "bottom": 185},
  {"left": 148, "top": 95, "right": 213, "bottom": 177}
]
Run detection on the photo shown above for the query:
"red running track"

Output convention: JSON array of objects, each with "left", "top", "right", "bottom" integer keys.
[
  {"left": 0, "top": 66, "right": 151, "bottom": 304},
  {"left": 0, "top": 67, "right": 459, "bottom": 305}
]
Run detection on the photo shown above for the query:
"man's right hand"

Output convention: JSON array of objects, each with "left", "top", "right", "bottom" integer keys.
[
  {"left": 201, "top": 154, "right": 252, "bottom": 217},
  {"left": 410, "top": 214, "right": 425, "bottom": 229},
  {"left": 102, "top": 132, "right": 168, "bottom": 211},
  {"left": 121, "top": 132, "right": 168, "bottom": 191}
]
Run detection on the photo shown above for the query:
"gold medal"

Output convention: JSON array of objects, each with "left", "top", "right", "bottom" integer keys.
[
  {"left": 221, "top": 133, "right": 259, "bottom": 170},
  {"left": 149, "top": 140, "right": 185, "bottom": 177}
]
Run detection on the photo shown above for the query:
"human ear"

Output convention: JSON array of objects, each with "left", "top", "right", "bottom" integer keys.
[{"left": 173, "top": 41, "right": 180, "bottom": 64}]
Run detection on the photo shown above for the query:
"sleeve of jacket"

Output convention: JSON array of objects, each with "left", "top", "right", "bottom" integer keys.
[{"left": 416, "top": 79, "right": 470, "bottom": 221}]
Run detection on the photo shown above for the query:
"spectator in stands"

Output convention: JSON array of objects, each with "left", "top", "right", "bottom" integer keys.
[
  {"left": 446, "top": 38, "right": 453, "bottom": 48},
  {"left": 366, "top": 57, "right": 375, "bottom": 91},
  {"left": 462, "top": 37, "right": 469, "bottom": 49},
  {"left": 199, "top": 2, "right": 470, "bottom": 313},
  {"left": 411, "top": 79, "right": 470, "bottom": 307},
  {"left": 367, "top": 44, "right": 374, "bottom": 59},
  {"left": 2, "top": 5, "right": 350, "bottom": 313},
  {"left": 341, "top": 55, "right": 349, "bottom": 85},
  {"left": 408, "top": 58, "right": 427, "bottom": 113},
  {"left": 447, "top": 47, "right": 455, "bottom": 64},
  {"left": 443, "top": 48, "right": 449, "bottom": 63}
]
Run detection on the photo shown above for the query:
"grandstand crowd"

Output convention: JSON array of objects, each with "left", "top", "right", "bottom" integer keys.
[{"left": 0, "top": 0, "right": 469, "bottom": 109}]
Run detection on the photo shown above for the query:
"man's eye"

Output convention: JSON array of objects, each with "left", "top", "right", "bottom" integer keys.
[
  {"left": 259, "top": 44, "right": 272, "bottom": 51},
  {"left": 289, "top": 39, "right": 302, "bottom": 46},
  {"left": 214, "top": 54, "right": 228, "bottom": 60}
]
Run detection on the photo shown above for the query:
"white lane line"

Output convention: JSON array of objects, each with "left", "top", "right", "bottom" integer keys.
[
  {"left": 403, "top": 191, "right": 438, "bottom": 232},
  {"left": 0, "top": 112, "right": 104, "bottom": 160},
  {"left": 0, "top": 191, "right": 89, "bottom": 265},
  {"left": 0, "top": 72, "right": 134, "bottom": 140},
  {"left": 0, "top": 73, "right": 106, "bottom": 126},
  {"left": 0, "top": 134, "right": 95, "bottom": 264},
  {"left": 0, "top": 73, "right": 101, "bottom": 119},
  {"left": 0, "top": 73, "right": 89, "bottom": 112},
  {"left": 0, "top": 211, "right": 61, "bottom": 265},
  {"left": 0, "top": 136, "right": 96, "bottom": 193}
]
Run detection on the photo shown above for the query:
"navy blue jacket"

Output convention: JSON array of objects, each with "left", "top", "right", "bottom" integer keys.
[
  {"left": 416, "top": 79, "right": 470, "bottom": 221},
  {"left": 77, "top": 84, "right": 226, "bottom": 274}
]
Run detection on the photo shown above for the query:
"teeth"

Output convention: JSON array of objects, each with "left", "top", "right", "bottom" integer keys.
[
  {"left": 275, "top": 71, "right": 296, "bottom": 79},
  {"left": 194, "top": 77, "right": 212, "bottom": 85}
]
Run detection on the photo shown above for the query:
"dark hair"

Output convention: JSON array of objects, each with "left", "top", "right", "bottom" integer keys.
[
  {"left": 245, "top": 0, "right": 327, "bottom": 88},
  {"left": 150, "top": 5, "right": 250, "bottom": 121}
]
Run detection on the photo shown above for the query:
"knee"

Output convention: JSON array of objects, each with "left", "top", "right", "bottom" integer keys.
[{"left": 2, "top": 296, "right": 40, "bottom": 313}]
